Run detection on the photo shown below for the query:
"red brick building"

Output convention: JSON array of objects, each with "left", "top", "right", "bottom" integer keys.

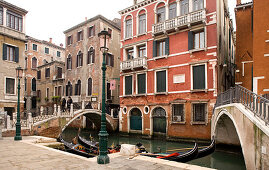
[{"left": 119, "top": 0, "right": 233, "bottom": 140}]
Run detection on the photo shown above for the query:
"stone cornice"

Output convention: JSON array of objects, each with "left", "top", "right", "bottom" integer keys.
[
  {"left": 119, "top": 0, "right": 156, "bottom": 15},
  {"left": 0, "top": 0, "right": 28, "bottom": 15}
]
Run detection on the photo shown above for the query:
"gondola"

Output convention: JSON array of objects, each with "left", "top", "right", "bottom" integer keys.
[
  {"left": 59, "top": 136, "right": 96, "bottom": 158},
  {"left": 141, "top": 143, "right": 198, "bottom": 163},
  {"left": 195, "top": 138, "right": 216, "bottom": 159},
  {"left": 77, "top": 135, "right": 99, "bottom": 150}
]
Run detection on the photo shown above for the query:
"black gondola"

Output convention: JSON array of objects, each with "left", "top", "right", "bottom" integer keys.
[
  {"left": 141, "top": 143, "right": 198, "bottom": 163},
  {"left": 59, "top": 136, "right": 96, "bottom": 158},
  {"left": 77, "top": 135, "right": 99, "bottom": 150},
  {"left": 195, "top": 138, "right": 216, "bottom": 159}
]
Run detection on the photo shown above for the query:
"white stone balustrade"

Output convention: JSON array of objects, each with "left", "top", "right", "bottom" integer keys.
[
  {"left": 70, "top": 104, "right": 74, "bottom": 117},
  {"left": 54, "top": 104, "right": 57, "bottom": 115},
  {"left": 120, "top": 57, "right": 147, "bottom": 71},
  {"left": 58, "top": 105, "right": 61, "bottom": 116}
]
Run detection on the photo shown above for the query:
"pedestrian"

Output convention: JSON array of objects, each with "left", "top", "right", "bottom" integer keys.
[
  {"left": 67, "top": 96, "right": 73, "bottom": 112},
  {"left": 61, "top": 98, "right": 66, "bottom": 112},
  {"left": 85, "top": 101, "right": 93, "bottom": 109}
]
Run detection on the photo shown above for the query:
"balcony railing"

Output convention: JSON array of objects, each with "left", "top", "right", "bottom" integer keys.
[
  {"left": 120, "top": 57, "right": 147, "bottom": 71},
  {"left": 152, "top": 9, "right": 206, "bottom": 34}
]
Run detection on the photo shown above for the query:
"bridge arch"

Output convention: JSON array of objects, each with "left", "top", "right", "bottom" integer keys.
[{"left": 61, "top": 109, "right": 118, "bottom": 134}]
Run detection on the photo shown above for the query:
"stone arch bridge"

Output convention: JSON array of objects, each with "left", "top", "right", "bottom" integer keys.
[{"left": 212, "top": 85, "right": 269, "bottom": 170}]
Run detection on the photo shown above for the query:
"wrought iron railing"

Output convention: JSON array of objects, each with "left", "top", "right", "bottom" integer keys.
[{"left": 214, "top": 85, "right": 269, "bottom": 125}]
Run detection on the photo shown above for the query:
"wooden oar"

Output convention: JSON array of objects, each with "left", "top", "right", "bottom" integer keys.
[{"left": 166, "top": 146, "right": 208, "bottom": 152}]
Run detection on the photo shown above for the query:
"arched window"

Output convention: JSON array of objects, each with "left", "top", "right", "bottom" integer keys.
[
  {"left": 67, "top": 54, "right": 72, "bottom": 70},
  {"left": 125, "top": 15, "right": 132, "bottom": 38},
  {"left": 66, "top": 81, "right": 72, "bottom": 96},
  {"left": 31, "top": 78, "right": 36, "bottom": 91},
  {"left": 88, "top": 78, "right": 92, "bottom": 96},
  {"left": 87, "top": 47, "right": 95, "bottom": 64},
  {"left": 156, "top": 3, "right": 166, "bottom": 23},
  {"left": 75, "top": 80, "right": 81, "bottom": 96},
  {"left": 76, "top": 51, "right": 83, "bottom": 67},
  {"left": 32, "top": 57, "right": 37, "bottom": 69},
  {"left": 138, "top": 10, "right": 146, "bottom": 34},
  {"left": 153, "top": 107, "right": 166, "bottom": 117}
]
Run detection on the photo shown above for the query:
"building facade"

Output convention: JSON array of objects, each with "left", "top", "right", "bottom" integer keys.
[
  {"left": 63, "top": 15, "right": 121, "bottom": 113},
  {"left": 119, "top": 0, "right": 233, "bottom": 140},
  {"left": 24, "top": 36, "right": 65, "bottom": 113},
  {"left": 0, "top": 1, "right": 27, "bottom": 119},
  {"left": 235, "top": 0, "right": 269, "bottom": 96}
]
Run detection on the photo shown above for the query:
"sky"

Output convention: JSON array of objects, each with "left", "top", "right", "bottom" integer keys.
[{"left": 5, "top": 0, "right": 251, "bottom": 47}]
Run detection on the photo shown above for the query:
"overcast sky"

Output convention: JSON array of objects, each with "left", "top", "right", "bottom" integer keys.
[{"left": 6, "top": 0, "right": 251, "bottom": 47}]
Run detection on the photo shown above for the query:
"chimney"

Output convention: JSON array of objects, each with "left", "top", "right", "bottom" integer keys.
[
  {"left": 49, "top": 38, "right": 52, "bottom": 43},
  {"left": 85, "top": 17, "right": 87, "bottom": 21},
  {"left": 60, "top": 43, "right": 63, "bottom": 47},
  {"left": 236, "top": 0, "right": 241, "bottom": 5}
]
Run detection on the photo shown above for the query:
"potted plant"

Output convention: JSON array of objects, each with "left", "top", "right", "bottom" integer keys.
[
  {"left": 36, "top": 97, "right": 41, "bottom": 102},
  {"left": 45, "top": 97, "right": 49, "bottom": 102},
  {"left": 52, "top": 96, "right": 61, "bottom": 104}
]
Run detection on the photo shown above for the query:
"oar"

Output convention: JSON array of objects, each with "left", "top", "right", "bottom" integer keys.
[{"left": 166, "top": 146, "right": 208, "bottom": 152}]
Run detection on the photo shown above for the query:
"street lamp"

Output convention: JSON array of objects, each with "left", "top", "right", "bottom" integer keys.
[
  {"left": 97, "top": 28, "right": 111, "bottom": 164},
  {"left": 14, "top": 66, "right": 23, "bottom": 141}
]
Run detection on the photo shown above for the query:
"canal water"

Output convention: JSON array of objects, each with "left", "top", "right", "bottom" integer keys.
[{"left": 62, "top": 128, "right": 246, "bottom": 170}]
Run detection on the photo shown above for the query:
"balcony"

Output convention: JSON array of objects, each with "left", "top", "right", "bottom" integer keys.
[
  {"left": 152, "top": 9, "right": 206, "bottom": 35},
  {"left": 120, "top": 57, "right": 147, "bottom": 71}
]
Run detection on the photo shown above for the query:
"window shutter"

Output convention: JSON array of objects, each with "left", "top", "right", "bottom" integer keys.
[
  {"left": 193, "top": 65, "right": 205, "bottom": 89},
  {"left": 165, "top": 37, "right": 169, "bottom": 55},
  {"left": 2, "top": 43, "right": 7, "bottom": 60},
  {"left": 157, "top": 71, "right": 166, "bottom": 92},
  {"left": 125, "top": 76, "right": 132, "bottom": 95},
  {"left": 138, "top": 74, "right": 146, "bottom": 94},
  {"left": 153, "top": 41, "right": 157, "bottom": 57},
  {"left": 92, "top": 49, "right": 95, "bottom": 63},
  {"left": 15, "top": 47, "right": 19, "bottom": 63},
  {"left": 188, "top": 31, "right": 194, "bottom": 50},
  {"left": 81, "top": 53, "right": 83, "bottom": 66}
]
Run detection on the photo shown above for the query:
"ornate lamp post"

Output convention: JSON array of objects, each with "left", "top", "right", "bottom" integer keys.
[
  {"left": 97, "top": 29, "right": 111, "bottom": 164},
  {"left": 14, "top": 66, "right": 23, "bottom": 141}
]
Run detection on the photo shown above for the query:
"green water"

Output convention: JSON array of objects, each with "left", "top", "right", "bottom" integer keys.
[{"left": 62, "top": 128, "right": 246, "bottom": 170}]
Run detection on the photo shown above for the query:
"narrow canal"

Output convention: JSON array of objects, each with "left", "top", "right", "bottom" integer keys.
[{"left": 61, "top": 127, "right": 246, "bottom": 170}]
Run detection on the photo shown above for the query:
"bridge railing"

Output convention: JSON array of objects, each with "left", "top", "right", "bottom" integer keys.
[{"left": 215, "top": 85, "right": 269, "bottom": 125}]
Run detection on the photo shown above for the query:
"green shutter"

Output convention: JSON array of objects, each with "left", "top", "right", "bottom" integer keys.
[
  {"left": 2, "top": 43, "right": 7, "bottom": 60},
  {"left": 125, "top": 76, "right": 132, "bottom": 95},
  {"left": 188, "top": 31, "right": 194, "bottom": 50},
  {"left": 157, "top": 71, "right": 166, "bottom": 92},
  {"left": 15, "top": 47, "right": 19, "bottom": 63},
  {"left": 138, "top": 73, "right": 146, "bottom": 94},
  {"left": 153, "top": 41, "right": 157, "bottom": 57},
  {"left": 193, "top": 65, "right": 205, "bottom": 89},
  {"left": 165, "top": 37, "right": 169, "bottom": 55}
]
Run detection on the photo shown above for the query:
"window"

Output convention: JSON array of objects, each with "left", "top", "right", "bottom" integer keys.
[
  {"left": 25, "top": 44, "right": 28, "bottom": 51},
  {"left": 37, "top": 90, "right": 41, "bottom": 98},
  {"left": 88, "top": 25, "right": 95, "bottom": 37},
  {"left": 107, "top": 82, "right": 112, "bottom": 100},
  {"left": 137, "top": 73, "right": 146, "bottom": 94},
  {"left": 6, "top": 78, "right": 15, "bottom": 95},
  {"left": 192, "top": 64, "right": 206, "bottom": 90},
  {"left": 33, "top": 44, "right": 37, "bottom": 51},
  {"left": 45, "top": 68, "right": 50, "bottom": 78},
  {"left": 108, "top": 28, "right": 112, "bottom": 36},
  {"left": 126, "top": 48, "right": 134, "bottom": 60},
  {"left": 106, "top": 53, "right": 114, "bottom": 67},
  {"left": 188, "top": 30, "right": 205, "bottom": 50},
  {"left": 153, "top": 38, "right": 169, "bottom": 57},
  {"left": 37, "top": 70, "right": 41, "bottom": 80},
  {"left": 67, "top": 35, "right": 73, "bottom": 45},
  {"left": 46, "top": 88, "right": 49, "bottom": 98},
  {"left": 58, "top": 86, "right": 62, "bottom": 96},
  {"left": 125, "top": 19, "right": 132, "bottom": 38},
  {"left": 67, "top": 54, "right": 72, "bottom": 70},
  {"left": 156, "top": 70, "right": 166, "bottom": 93},
  {"left": 193, "top": 0, "right": 204, "bottom": 11},
  {"left": 66, "top": 81, "right": 72, "bottom": 96},
  {"left": 32, "top": 78, "right": 36, "bottom": 92},
  {"left": 125, "top": 75, "right": 132, "bottom": 95},
  {"left": 24, "top": 78, "right": 27, "bottom": 91},
  {"left": 57, "top": 51, "right": 61, "bottom": 57},
  {"left": 2, "top": 44, "right": 19, "bottom": 62},
  {"left": 138, "top": 45, "right": 146, "bottom": 57},
  {"left": 45, "top": 47, "right": 49, "bottom": 54},
  {"left": 76, "top": 51, "right": 83, "bottom": 67},
  {"left": 169, "top": 3, "right": 177, "bottom": 19},
  {"left": 192, "top": 103, "right": 207, "bottom": 122},
  {"left": 0, "top": 7, "right": 3, "bottom": 25},
  {"left": 138, "top": 14, "right": 146, "bottom": 34},
  {"left": 88, "top": 78, "right": 92, "bottom": 96},
  {"left": 75, "top": 80, "right": 81, "bottom": 96},
  {"left": 77, "top": 31, "right": 83, "bottom": 41},
  {"left": 54, "top": 86, "right": 58, "bottom": 96},
  {"left": 172, "top": 104, "right": 184, "bottom": 122},
  {"left": 57, "top": 67, "right": 62, "bottom": 79},
  {"left": 24, "top": 57, "right": 27, "bottom": 69},
  {"left": 157, "top": 7, "right": 165, "bottom": 23},
  {"left": 87, "top": 47, "right": 95, "bottom": 64},
  {"left": 32, "top": 57, "right": 37, "bottom": 69},
  {"left": 180, "top": 0, "right": 189, "bottom": 15},
  {"left": 6, "top": 10, "right": 22, "bottom": 31}
]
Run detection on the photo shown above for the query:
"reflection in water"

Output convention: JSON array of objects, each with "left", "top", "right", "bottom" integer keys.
[{"left": 62, "top": 128, "right": 246, "bottom": 170}]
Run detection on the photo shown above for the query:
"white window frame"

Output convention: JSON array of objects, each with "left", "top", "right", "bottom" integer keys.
[
  {"left": 123, "top": 74, "right": 133, "bottom": 96},
  {"left": 31, "top": 77, "right": 36, "bottom": 92},
  {"left": 67, "top": 54, "right": 72, "bottom": 70},
  {"left": 171, "top": 103, "right": 186, "bottom": 124},
  {"left": 44, "top": 47, "right": 49, "bottom": 54},
  {"left": 31, "top": 57, "right": 38, "bottom": 69},
  {"left": 4, "top": 76, "right": 16, "bottom": 95},
  {"left": 87, "top": 77, "right": 93, "bottom": 96},
  {"left": 57, "top": 51, "right": 61, "bottom": 57},
  {"left": 123, "top": 14, "right": 133, "bottom": 39},
  {"left": 46, "top": 87, "right": 49, "bottom": 98},
  {"left": 87, "top": 46, "right": 95, "bottom": 65},
  {"left": 136, "top": 72, "right": 147, "bottom": 95},
  {"left": 54, "top": 86, "right": 57, "bottom": 96},
  {"left": 136, "top": 8, "right": 147, "bottom": 35},
  {"left": 154, "top": 69, "right": 168, "bottom": 94},
  {"left": 191, "top": 63, "right": 207, "bottom": 90},
  {"left": 32, "top": 43, "right": 38, "bottom": 51},
  {"left": 58, "top": 85, "right": 62, "bottom": 96}
]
